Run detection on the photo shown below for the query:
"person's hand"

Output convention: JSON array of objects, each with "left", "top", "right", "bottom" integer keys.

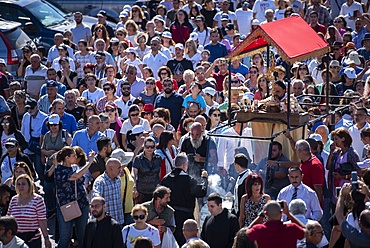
[
  {"left": 194, "top": 153, "right": 202, "bottom": 162},
  {"left": 330, "top": 142, "right": 336, "bottom": 153},
  {"left": 158, "top": 225, "right": 167, "bottom": 233},
  {"left": 133, "top": 188, "right": 139, "bottom": 198},
  {"left": 340, "top": 183, "right": 351, "bottom": 196},
  {"left": 75, "top": 61, "right": 81, "bottom": 68},
  {"left": 151, "top": 216, "right": 165, "bottom": 226},
  {"left": 283, "top": 129, "right": 292, "bottom": 139},
  {"left": 44, "top": 237, "right": 51, "bottom": 248},
  {"left": 333, "top": 172, "right": 343, "bottom": 180},
  {"left": 137, "top": 136, "right": 145, "bottom": 148},
  {"left": 266, "top": 160, "right": 277, "bottom": 167},
  {"left": 281, "top": 200, "right": 290, "bottom": 216},
  {"left": 214, "top": 58, "right": 220, "bottom": 67},
  {"left": 201, "top": 170, "right": 208, "bottom": 179},
  {"left": 88, "top": 151, "right": 96, "bottom": 163},
  {"left": 217, "top": 167, "right": 227, "bottom": 176},
  {"left": 20, "top": 58, "right": 25, "bottom": 65},
  {"left": 357, "top": 181, "right": 370, "bottom": 196}
]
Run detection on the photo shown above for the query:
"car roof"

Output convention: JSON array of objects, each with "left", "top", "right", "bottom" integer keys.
[
  {"left": 0, "top": 0, "right": 39, "bottom": 7},
  {"left": 0, "top": 18, "right": 21, "bottom": 32}
]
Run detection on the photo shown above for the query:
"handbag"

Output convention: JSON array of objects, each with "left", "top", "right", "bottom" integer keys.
[
  {"left": 339, "top": 162, "right": 354, "bottom": 176},
  {"left": 57, "top": 180, "right": 82, "bottom": 222},
  {"left": 27, "top": 117, "right": 41, "bottom": 153}
]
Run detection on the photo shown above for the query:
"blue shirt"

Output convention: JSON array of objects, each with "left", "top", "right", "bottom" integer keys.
[
  {"left": 40, "top": 83, "right": 66, "bottom": 97},
  {"left": 204, "top": 42, "right": 228, "bottom": 63},
  {"left": 154, "top": 92, "right": 184, "bottom": 130},
  {"left": 230, "top": 63, "right": 249, "bottom": 76},
  {"left": 41, "top": 112, "right": 78, "bottom": 135},
  {"left": 182, "top": 94, "right": 206, "bottom": 110},
  {"left": 71, "top": 129, "right": 106, "bottom": 154}
]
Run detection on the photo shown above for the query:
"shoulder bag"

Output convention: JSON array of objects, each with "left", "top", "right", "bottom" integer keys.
[{"left": 57, "top": 180, "right": 82, "bottom": 222}]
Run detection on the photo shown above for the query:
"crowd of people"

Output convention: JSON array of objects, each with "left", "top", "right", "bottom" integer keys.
[{"left": 1, "top": 0, "right": 370, "bottom": 247}]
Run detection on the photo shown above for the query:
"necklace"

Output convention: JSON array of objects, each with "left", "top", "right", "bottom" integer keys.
[
  {"left": 18, "top": 195, "right": 32, "bottom": 206},
  {"left": 50, "top": 132, "right": 59, "bottom": 145}
]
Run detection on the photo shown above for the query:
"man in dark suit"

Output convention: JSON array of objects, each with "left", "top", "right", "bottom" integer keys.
[{"left": 232, "top": 153, "right": 251, "bottom": 217}]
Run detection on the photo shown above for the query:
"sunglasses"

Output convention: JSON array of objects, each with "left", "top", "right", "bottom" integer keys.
[
  {"left": 150, "top": 43, "right": 158, "bottom": 46},
  {"left": 130, "top": 113, "right": 139, "bottom": 117},
  {"left": 330, "top": 66, "right": 338, "bottom": 69},
  {"left": 250, "top": 71, "right": 257, "bottom": 74},
  {"left": 333, "top": 48, "right": 340, "bottom": 51},
  {"left": 5, "top": 145, "right": 15, "bottom": 148},
  {"left": 116, "top": 33, "right": 123, "bottom": 36},
  {"left": 1, "top": 122, "right": 10, "bottom": 126},
  {"left": 298, "top": 68, "right": 307, "bottom": 71},
  {"left": 86, "top": 108, "right": 94, "bottom": 111},
  {"left": 133, "top": 214, "right": 146, "bottom": 220},
  {"left": 160, "top": 72, "right": 168, "bottom": 75},
  {"left": 146, "top": 81, "right": 155, "bottom": 85},
  {"left": 163, "top": 83, "right": 172, "bottom": 87},
  {"left": 49, "top": 123, "right": 59, "bottom": 126},
  {"left": 122, "top": 87, "right": 131, "bottom": 91},
  {"left": 230, "top": 80, "right": 239, "bottom": 84},
  {"left": 96, "top": 29, "right": 103, "bottom": 33},
  {"left": 145, "top": 145, "right": 155, "bottom": 149},
  {"left": 213, "top": 114, "right": 221, "bottom": 117},
  {"left": 105, "top": 108, "right": 116, "bottom": 112},
  {"left": 144, "top": 112, "right": 152, "bottom": 116},
  {"left": 103, "top": 87, "right": 112, "bottom": 91}
]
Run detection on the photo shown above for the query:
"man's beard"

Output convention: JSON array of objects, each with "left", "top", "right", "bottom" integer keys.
[
  {"left": 92, "top": 209, "right": 104, "bottom": 219},
  {"left": 190, "top": 135, "right": 203, "bottom": 149},
  {"left": 75, "top": 20, "right": 82, "bottom": 25},
  {"left": 164, "top": 88, "right": 172, "bottom": 94},
  {"left": 122, "top": 91, "right": 130, "bottom": 96}
]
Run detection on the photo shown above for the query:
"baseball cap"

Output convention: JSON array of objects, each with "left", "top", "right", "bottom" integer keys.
[
  {"left": 153, "top": 15, "right": 165, "bottom": 23},
  {"left": 48, "top": 114, "right": 60, "bottom": 125},
  {"left": 143, "top": 104, "right": 154, "bottom": 113},
  {"left": 343, "top": 67, "right": 356, "bottom": 79},
  {"left": 132, "top": 125, "right": 148, "bottom": 135},
  {"left": 46, "top": 80, "right": 58, "bottom": 88},
  {"left": 5, "top": 138, "right": 19, "bottom": 147},
  {"left": 97, "top": 10, "right": 107, "bottom": 17},
  {"left": 162, "top": 31, "right": 172, "bottom": 39},
  {"left": 0, "top": 58, "right": 5, "bottom": 65},
  {"left": 225, "top": 23, "right": 235, "bottom": 30},
  {"left": 221, "top": 14, "right": 229, "bottom": 21},
  {"left": 119, "top": 11, "right": 128, "bottom": 18},
  {"left": 175, "top": 43, "right": 184, "bottom": 50},
  {"left": 203, "top": 87, "right": 216, "bottom": 96},
  {"left": 309, "top": 133, "right": 323, "bottom": 142},
  {"left": 105, "top": 101, "right": 117, "bottom": 109}
]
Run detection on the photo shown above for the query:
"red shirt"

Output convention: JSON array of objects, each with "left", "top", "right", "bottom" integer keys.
[
  {"left": 311, "top": 23, "right": 327, "bottom": 35},
  {"left": 247, "top": 221, "right": 304, "bottom": 248},
  {"left": 300, "top": 155, "right": 325, "bottom": 190},
  {"left": 212, "top": 71, "right": 229, "bottom": 92}
]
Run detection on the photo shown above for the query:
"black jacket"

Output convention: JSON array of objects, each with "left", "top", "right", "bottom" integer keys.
[
  {"left": 161, "top": 168, "right": 207, "bottom": 210},
  {"left": 0, "top": 130, "right": 28, "bottom": 155},
  {"left": 201, "top": 208, "right": 239, "bottom": 248},
  {"left": 0, "top": 151, "right": 35, "bottom": 178},
  {"left": 83, "top": 215, "right": 123, "bottom": 248}
]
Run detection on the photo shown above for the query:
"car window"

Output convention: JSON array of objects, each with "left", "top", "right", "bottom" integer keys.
[
  {"left": 0, "top": 6, "right": 18, "bottom": 22},
  {"left": 25, "top": 1, "right": 65, "bottom": 27},
  {"left": 4, "top": 28, "right": 33, "bottom": 50}
]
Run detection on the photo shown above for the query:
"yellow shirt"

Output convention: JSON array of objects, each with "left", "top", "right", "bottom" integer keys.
[{"left": 120, "top": 167, "right": 134, "bottom": 214}]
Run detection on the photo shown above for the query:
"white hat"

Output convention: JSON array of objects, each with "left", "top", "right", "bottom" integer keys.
[
  {"left": 252, "top": 19, "right": 260, "bottom": 26},
  {"left": 190, "top": 32, "right": 198, "bottom": 41},
  {"left": 242, "top": 92, "right": 254, "bottom": 101},
  {"left": 123, "top": 5, "right": 131, "bottom": 12},
  {"left": 111, "top": 148, "right": 134, "bottom": 165},
  {"left": 309, "top": 133, "right": 323, "bottom": 142},
  {"left": 235, "top": 73, "right": 245, "bottom": 82},
  {"left": 203, "top": 87, "right": 216, "bottom": 96},
  {"left": 0, "top": 58, "right": 5, "bottom": 65},
  {"left": 162, "top": 31, "right": 172, "bottom": 39},
  {"left": 119, "top": 11, "right": 128, "bottom": 18},
  {"left": 175, "top": 43, "right": 184, "bottom": 50},
  {"left": 126, "top": 47, "right": 137, "bottom": 54},
  {"left": 48, "top": 114, "right": 60, "bottom": 125},
  {"left": 153, "top": 15, "right": 165, "bottom": 23},
  {"left": 343, "top": 67, "right": 356, "bottom": 79},
  {"left": 132, "top": 125, "right": 148, "bottom": 135},
  {"left": 345, "top": 51, "right": 361, "bottom": 66}
]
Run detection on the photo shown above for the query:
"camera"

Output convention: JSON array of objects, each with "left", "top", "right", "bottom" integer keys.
[{"left": 278, "top": 201, "right": 284, "bottom": 209}]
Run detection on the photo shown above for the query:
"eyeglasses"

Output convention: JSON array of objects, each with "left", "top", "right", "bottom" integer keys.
[
  {"left": 90, "top": 204, "right": 102, "bottom": 209},
  {"left": 105, "top": 108, "right": 116, "bottom": 112},
  {"left": 303, "top": 80, "right": 310, "bottom": 83},
  {"left": 213, "top": 114, "right": 221, "bottom": 117},
  {"left": 298, "top": 68, "right": 307, "bottom": 71},
  {"left": 150, "top": 43, "right": 158, "bottom": 46},
  {"left": 1, "top": 122, "right": 10, "bottom": 126},
  {"left": 231, "top": 80, "right": 239, "bottom": 84},
  {"left": 130, "top": 113, "right": 139, "bottom": 117},
  {"left": 86, "top": 108, "right": 94, "bottom": 111},
  {"left": 133, "top": 214, "right": 146, "bottom": 220},
  {"left": 103, "top": 87, "right": 112, "bottom": 91},
  {"left": 146, "top": 81, "right": 155, "bottom": 85},
  {"left": 116, "top": 33, "right": 123, "bottom": 37},
  {"left": 329, "top": 66, "right": 338, "bottom": 69},
  {"left": 122, "top": 87, "right": 131, "bottom": 91},
  {"left": 5, "top": 145, "right": 15, "bottom": 148},
  {"left": 145, "top": 145, "right": 155, "bottom": 149},
  {"left": 160, "top": 72, "right": 168, "bottom": 75},
  {"left": 249, "top": 71, "right": 257, "bottom": 74},
  {"left": 163, "top": 83, "right": 172, "bottom": 87},
  {"left": 144, "top": 112, "right": 152, "bottom": 115}
]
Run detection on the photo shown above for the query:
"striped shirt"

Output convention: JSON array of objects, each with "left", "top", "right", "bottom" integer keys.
[
  {"left": 24, "top": 65, "right": 48, "bottom": 97},
  {"left": 7, "top": 194, "right": 46, "bottom": 241},
  {"left": 93, "top": 172, "right": 124, "bottom": 224}
]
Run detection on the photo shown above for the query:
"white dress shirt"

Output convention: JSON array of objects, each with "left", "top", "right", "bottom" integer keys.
[{"left": 277, "top": 183, "right": 323, "bottom": 221}]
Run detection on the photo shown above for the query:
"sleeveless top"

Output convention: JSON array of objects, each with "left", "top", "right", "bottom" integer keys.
[{"left": 244, "top": 194, "right": 268, "bottom": 227}]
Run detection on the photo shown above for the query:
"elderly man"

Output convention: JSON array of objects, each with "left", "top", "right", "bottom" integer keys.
[
  {"left": 181, "top": 122, "right": 217, "bottom": 179},
  {"left": 277, "top": 167, "right": 323, "bottom": 221},
  {"left": 93, "top": 158, "right": 124, "bottom": 227},
  {"left": 119, "top": 65, "right": 145, "bottom": 98},
  {"left": 38, "top": 80, "right": 65, "bottom": 114},
  {"left": 143, "top": 37, "right": 168, "bottom": 80},
  {"left": 315, "top": 125, "right": 331, "bottom": 153},
  {"left": 143, "top": 186, "right": 175, "bottom": 235},
  {"left": 161, "top": 153, "right": 208, "bottom": 246},
  {"left": 46, "top": 33, "right": 74, "bottom": 67},
  {"left": 64, "top": 90, "right": 84, "bottom": 121},
  {"left": 72, "top": 115, "right": 106, "bottom": 154},
  {"left": 349, "top": 107, "right": 370, "bottom": 159},
  {"left": 24, "top": 54, "right": 48, "bottom": 100}
]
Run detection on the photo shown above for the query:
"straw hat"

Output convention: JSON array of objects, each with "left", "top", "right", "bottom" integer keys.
[{"left": 134, "top": 32, "right": 149, "bottom": 46}]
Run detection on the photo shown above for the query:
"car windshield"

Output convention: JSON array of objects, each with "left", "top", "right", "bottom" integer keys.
[
  {"left": 25, "top": 1, "right": 66, "bottom": 27},
  {"left": 4, "top": 27, "right": 33, "bottom": 49}
]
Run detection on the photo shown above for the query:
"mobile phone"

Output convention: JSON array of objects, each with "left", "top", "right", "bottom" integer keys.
[
  {"left": 336, "top": 187, "right": 341, "bottom": 197},
  {"left": 351, "top": 171, "right": 358, "bottom": 190},
  {"left": 279, "top": 201, "right": 284, "bottom": 209}
]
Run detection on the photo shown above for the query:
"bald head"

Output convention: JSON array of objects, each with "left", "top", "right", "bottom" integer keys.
[
  {"left": 152, "top": 124, "right": 165, "bottom": 139},
  {"left": 265, "top": 201, "right": 282, "bottom": 220},
  {"left": 188, "top": 103, "right": 200, "bottom": 118},
  {"left": 315, "top": 125, "right": 329, "bottom": 141},
  {"left": 194, "top": 115, "right": 206, "bottom": 130},
  {"left": 183, "top": 219, "right": 199, "bottom": 239},
  {"left": 105, "top": 158, "right": 121, "bottom": 178},
  {"left": 360, "top": 210, "right": 370, "bottom": 231}
]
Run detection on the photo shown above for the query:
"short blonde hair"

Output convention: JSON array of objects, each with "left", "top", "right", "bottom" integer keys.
[
  {"left": 183, "top": 69, "right": 195, "bottom": 81},
  {"left": 15, "top": 174, "right": 34, "bottom": 197}
]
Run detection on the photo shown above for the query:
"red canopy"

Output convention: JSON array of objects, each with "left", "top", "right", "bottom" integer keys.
[{"left": 228, "top": 16, "right": 330, "bottom": 63}]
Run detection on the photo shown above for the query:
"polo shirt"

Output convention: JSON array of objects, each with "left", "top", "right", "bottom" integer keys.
[
  {"left": 142, "top": 52, "right": 168, "bottom": 80},
  {"left": 24, "top": 65, "right": 48, "bottom": 97},
  {"left": 114, "top": 96, "right": 136, "bottom": 119},
  {"left": 154, "top": 92, "right": 184, "bottom": 129},
  {"left": 72, "top": 129, "right": 106, "bottom": 154},
  {"left": 247, "top": 220, "right": 304, "bottom": 248},
  {"left": 70, "top": 24, "right": 92, "bottom": 44},
  {"left": 40, "top": 82, "right": 66, "bottom": 96},
  {"left": 204, "top": 42, "right": 228, "bottom": 63},
  {"left": 130, "top": 78, "right": 146, "bottom": 98},
  {"left": 300, "top": 155, "right": 325, "bottom": 190},
  {"left": 47, "top": 45, "right": 74, "bottom": 63},
  {"left": 41, "top": 112, "right": 78, "bottom": 135}
]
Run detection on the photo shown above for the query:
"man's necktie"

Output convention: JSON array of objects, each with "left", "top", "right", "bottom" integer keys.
[{"left": 291, "top": 187, "right": 298, "bottom": 200}]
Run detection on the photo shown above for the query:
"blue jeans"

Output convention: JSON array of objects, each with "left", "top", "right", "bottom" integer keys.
[
  {"left": 56, "top": 204, "right": 89, "bottom": 248},
  {"left": 44, "top": 164, "right": 55, "bottom": 216},
  {"left": 320, "top": 197, "right": 332, "bottom": 240}
]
